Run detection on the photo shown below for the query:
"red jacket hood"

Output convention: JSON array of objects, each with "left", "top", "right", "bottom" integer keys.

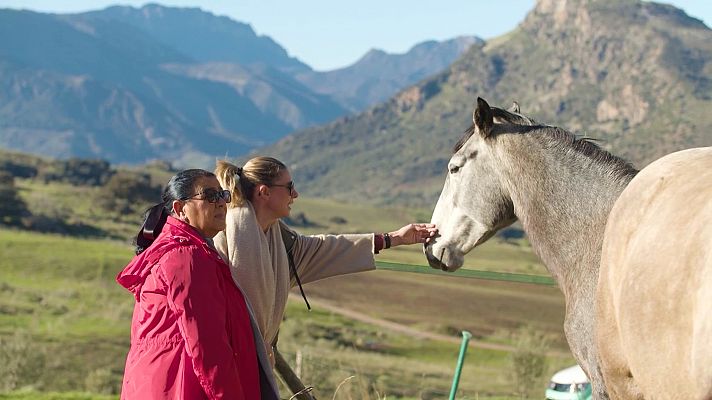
[{"left": 117, "top": 216, "right": 210, "bottom": 299}]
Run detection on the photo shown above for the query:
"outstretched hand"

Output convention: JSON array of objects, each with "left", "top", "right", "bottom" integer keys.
[{"left": 389, "top": 223, "right": 438, "bottom": 247}]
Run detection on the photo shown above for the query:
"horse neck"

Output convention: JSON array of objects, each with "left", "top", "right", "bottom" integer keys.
[{"left": 496, "top": 135, "right": 634, "bottom": 299}]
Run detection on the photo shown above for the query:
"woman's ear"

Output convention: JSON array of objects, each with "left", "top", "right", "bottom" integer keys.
[
  {"left": 171, "top": 200, "right": 184, "bottom": 217},
  {"left": 256, "top": 184, "right": 270, "bottom": 198}
]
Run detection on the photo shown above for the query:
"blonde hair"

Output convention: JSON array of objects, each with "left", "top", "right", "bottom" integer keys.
[{"left": 215, "top": 156, "right": 287, "bottom": 208}]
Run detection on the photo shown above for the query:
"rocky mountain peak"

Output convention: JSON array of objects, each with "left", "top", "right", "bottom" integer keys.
[
  {"left": 526, "top": 0, "right": 642, "bottom": 34},
  {"left": 534, "top": 0, "right": 636, "bottom": 13}
]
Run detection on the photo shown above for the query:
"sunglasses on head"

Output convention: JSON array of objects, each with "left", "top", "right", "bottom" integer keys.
[{"left": 182, "top": 188, "right": 231, "bottom": 204}]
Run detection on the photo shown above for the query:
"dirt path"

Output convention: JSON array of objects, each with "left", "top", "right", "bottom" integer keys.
[{"left": 292, "top": 294, "right": 516, "bottom": 352}]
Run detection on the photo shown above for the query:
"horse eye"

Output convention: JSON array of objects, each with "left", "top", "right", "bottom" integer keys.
[{"left": 449, "top": 165, "right": 460, "bottom": 174}]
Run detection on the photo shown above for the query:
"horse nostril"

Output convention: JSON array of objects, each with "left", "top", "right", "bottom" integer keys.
[{"left": 425, "top": 247, "right": 449, "bottom": 271}]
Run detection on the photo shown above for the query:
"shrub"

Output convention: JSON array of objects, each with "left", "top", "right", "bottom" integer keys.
[
  {"left": 329, "top": 216, "right": 348, "bottom": 225},
  {"left": 284, "top": 212, "right": 318, "bottom": 227},
  {"left": 510, "top": 325, "right": 551, "bottom": 399},
  {"left": 0, "top": 161, "right": 37, "bottom": 179},
  {"left": 99, "top": 171, "right": 161, "bottom": 213},
  {"left": 0, "top": 172, "right": 30, "bottom": 226},
  {"left": 0, "top": 331, "right": 45, "bottom": 392},
  {"left": 85, "top": 367, "right": 120, "bottom": 395},
  {"left": 0, "top": 150, "right": 42, "bottom": 178},
  {"left": 38, "top": 158, "right": 113, "bottom": 186}
]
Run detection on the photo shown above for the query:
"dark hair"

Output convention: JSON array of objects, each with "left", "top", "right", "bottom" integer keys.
[{"left": 134, "top": 169, "right": 215, "bottom": 254}]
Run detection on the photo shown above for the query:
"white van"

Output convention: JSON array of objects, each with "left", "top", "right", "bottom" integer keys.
[{"left": 545, "top": 365, "right": 592, "bottom": 400}]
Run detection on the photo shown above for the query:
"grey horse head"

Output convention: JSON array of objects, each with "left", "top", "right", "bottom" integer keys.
[{"left": 424, "top": 97, "right": 533, "bottom": 271}]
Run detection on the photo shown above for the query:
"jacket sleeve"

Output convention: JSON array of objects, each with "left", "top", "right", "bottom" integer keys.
[
  {"left": 289, "top": 226, "right": 376, "bottom": 285},
  {"left": 157, "top": 246, "right": 245, "bottom": 400}
]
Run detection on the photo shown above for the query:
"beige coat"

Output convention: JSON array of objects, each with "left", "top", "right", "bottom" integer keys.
[{"left": 213, "top": 202, "right": 376, "bottom": 361}]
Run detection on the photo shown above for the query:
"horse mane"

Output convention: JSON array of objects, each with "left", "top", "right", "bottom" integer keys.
[
  {"left": 454, "top": 106, "right": 536, "bottom": 152},
  {"left": 539, "top": 126, "right": 638, "bottom": 179},
  {"left": 453, "top": 107, "right": 638, "bottom": 180}
]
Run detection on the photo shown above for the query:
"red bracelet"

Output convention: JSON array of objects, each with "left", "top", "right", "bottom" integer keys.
[{"left": 374, "top": 233, "right": 384, "bottom": 254}]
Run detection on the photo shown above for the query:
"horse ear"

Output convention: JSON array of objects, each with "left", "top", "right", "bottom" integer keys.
[
  {"left": 509, "top": 101, "right": 520, "bottom": 113},
  {"left": 473, "top": 97, "right": 494, "bottom": 137}
]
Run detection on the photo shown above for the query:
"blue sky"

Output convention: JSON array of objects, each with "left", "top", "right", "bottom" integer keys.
[{"left": 0, "top": 1, "right": 709, "bottom": 71}]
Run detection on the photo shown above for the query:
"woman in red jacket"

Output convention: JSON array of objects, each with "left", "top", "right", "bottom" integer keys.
[{"left": 116, "top": 169, "right": 279, "bottom": 400}]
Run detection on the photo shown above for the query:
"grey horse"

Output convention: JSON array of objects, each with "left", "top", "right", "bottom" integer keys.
[{"left": 424, "top": 97, "right": 638, "bottom": 399}]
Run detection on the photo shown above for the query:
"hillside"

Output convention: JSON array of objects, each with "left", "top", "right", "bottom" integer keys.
[
  {"left": 0, "top": 7, "right": 344, "bottom": 165},
  {"left": 259, "top": 0, "right": 712, "bottom": 206}
]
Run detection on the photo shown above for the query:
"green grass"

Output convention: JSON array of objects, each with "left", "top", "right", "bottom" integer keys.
[
  {"left": 0, "top": 229, "right": 132, "bottom": 394},
  {"left": 278, "top": 300, "right": 573, "bottom": 399},
  {"left": 15, "top": 179, "right": 144, "bottom": 240},
  {"left": 2, "top": 177, "right": 570, "bottom": 398},
  {"left": 0, "top": 227, "right": 573, "bottom": 398}
]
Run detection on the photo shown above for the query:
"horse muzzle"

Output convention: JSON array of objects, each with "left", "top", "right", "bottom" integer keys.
[{"left": 424, "top": 242, "right": 462, "bottom": 272}]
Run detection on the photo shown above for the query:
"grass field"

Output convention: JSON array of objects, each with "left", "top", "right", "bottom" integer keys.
[{"left": 2, "top": 184, "right": 572, "bottom": 399}]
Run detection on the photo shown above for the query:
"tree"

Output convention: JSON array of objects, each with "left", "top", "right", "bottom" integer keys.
[
  {"left": 0, "top": 171, "right": 30, "bottom": 226},
  {"left": 38, "top": 158, "right": 113, "bottom": 186},
  {"left": 100, "top": 170, "right": 161, "bottom": 213}
]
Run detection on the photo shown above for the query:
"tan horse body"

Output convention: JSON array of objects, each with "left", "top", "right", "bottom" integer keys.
[{"left": 596, "top": 147, "right": 712, "bottom": 399}]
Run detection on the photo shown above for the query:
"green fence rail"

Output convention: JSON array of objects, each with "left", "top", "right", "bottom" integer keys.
[{"left": 375, "top": 261, "right": 556, "bottom": 286}]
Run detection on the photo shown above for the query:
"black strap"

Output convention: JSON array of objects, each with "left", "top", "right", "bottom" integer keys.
[{"left": 280, "top": 223, "right": 311, "bottom": 310}]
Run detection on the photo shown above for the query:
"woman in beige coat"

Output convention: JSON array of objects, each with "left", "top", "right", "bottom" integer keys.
[{"left": 213, "top": 157, "right": 437, "bottom": 363}]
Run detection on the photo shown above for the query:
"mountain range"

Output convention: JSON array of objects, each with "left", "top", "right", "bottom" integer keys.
[
  {"left": 296, "top": 37, "right": 481, "bottom": 112},
  {"left": 259, "top": 0, "right": 712, "bottom": 206},
  {"left": 0, "top": 3, "right": 476, "bottom": 165}
]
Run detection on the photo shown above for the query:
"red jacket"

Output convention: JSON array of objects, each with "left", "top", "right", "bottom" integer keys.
[{"left": 117, "top": 216, "right": 267, "bottom": 399}]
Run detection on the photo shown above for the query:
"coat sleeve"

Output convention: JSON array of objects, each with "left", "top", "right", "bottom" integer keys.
[
  {"left": 289, "top": 226, "right": 376, "bottom": 285},
  {"left": 157, "top": 246, "right": 246, "bottom": 400}
]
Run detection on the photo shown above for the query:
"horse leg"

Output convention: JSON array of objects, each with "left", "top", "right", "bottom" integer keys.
[
  {"left": 590, "top": 373, "right": 610, "bottom": 400},
  {"left": 595, "top": 279, "right": 643, "bottom": 400},
  {"left": 563, "top": 312, "right": 609, "bottom": 400}
]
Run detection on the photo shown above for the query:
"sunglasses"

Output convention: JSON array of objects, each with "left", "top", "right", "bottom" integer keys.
[
  {"left": 269, "top": 181, "right": 296, "bottom": 196},
  {"left": 182, "top": 188, "right": 232, "bottom": 204}
]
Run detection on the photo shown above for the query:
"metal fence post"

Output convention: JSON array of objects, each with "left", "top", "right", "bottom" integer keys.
[{"left": 449, "top": 330, "right": 473, "bottom": 400}]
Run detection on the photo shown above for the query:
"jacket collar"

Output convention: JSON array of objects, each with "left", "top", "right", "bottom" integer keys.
[
  {"left": 164, "top": 216, "right": 207, "bottom": 242},
  {"left": 117, "top": 216, "right": 216, "bottom": 297}
]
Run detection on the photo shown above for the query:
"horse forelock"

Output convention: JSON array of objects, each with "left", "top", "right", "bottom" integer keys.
[{"left": 453, "top": 124, "right": 476, "bottom": 153}]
